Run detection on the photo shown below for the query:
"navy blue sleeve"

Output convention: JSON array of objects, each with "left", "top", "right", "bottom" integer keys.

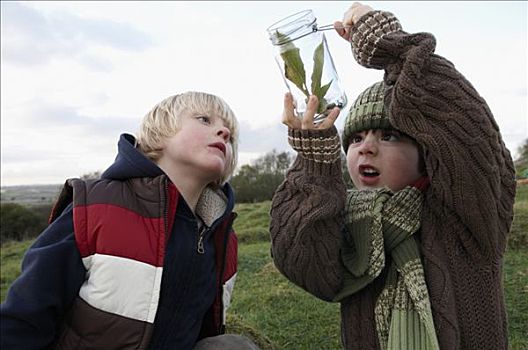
[{"left": 0, "top": 203, "right": 86, "bottom": 349}]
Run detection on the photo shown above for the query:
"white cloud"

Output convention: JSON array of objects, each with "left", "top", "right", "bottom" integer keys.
[
  {"left": 1, "top": 1, "right": 526, "bottom": 186},
  {"left": 1, "top": 2, "right": 154, "bottom": 70}
]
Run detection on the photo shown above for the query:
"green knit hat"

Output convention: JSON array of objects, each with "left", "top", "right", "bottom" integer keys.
[{"left": 342, "top": 81, "right": 392, "bottom": 153}]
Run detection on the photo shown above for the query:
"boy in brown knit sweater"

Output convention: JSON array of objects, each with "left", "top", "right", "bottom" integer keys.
[{"left": 270, "top": 2, "right": 516, "bottom": 349}]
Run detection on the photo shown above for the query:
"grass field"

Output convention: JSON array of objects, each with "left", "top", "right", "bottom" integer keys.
[
  {"left": 227, "top": 186, "right": 528, "bottom": 349},
  {"left": 1, "top": 186, "right": 527, "bottom": 349}
]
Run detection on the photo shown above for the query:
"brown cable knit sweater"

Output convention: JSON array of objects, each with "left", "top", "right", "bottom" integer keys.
[{"left": 269, "top": 10, "right": 516, "bottom": 350}]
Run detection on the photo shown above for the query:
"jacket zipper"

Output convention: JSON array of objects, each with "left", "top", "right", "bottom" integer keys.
[{"left": 197, "top": 226, "right": 206, "bottom": 254}]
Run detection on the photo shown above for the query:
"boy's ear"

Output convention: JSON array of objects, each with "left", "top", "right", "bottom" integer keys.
[
  {"left": 157, "top": 138, "right": 168, "bottom": 151},
  {"left": 411, "top": 176, "right": 430, "bottom": 192}
]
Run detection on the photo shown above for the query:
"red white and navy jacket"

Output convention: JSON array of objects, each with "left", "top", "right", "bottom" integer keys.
[{"left": 1, "top": 134, "right": 238, "bottom": 350}]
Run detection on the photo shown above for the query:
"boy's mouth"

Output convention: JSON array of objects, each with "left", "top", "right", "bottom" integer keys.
[
  {"left": 358, "top": 165, "right": 380, "bottom": 178},
  {"left": 209, "top": 142, "right": 226, "bottom": 156}
]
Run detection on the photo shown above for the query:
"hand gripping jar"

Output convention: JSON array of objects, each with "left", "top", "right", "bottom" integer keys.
[{"left": 267, "top": 9, "right": 347, "bottom": 122}]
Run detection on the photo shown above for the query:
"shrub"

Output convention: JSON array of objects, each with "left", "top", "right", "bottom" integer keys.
[{"left": 0, "top": 203, "right": 50, "bottom": 243}]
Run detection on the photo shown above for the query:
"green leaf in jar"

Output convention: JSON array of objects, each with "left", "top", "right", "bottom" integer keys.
[
  {"left": 275, "top": 30, "right": 335, "bottom": 114},
  {"left": 310, "top": 41, "right": 324, "bottom": 99},
  {"left": 316, "top": 81, "right": 333, "bottom": 113},
  {"left": 281, "top": 53, "right": 309, "bottom": 97},
  {"left": 275, "top": 31, "right": 309, "bottom": 97},
  {"left": 311, "top": 41, "right": 334, "bottom": 113}
]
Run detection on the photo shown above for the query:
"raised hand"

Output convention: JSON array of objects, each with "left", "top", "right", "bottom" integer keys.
[
  {"left": 334, "top": 2, "right": 374, "bottom": 41},
  {"left": 281, "top": 92, "right": 340, "bottom": 130}
]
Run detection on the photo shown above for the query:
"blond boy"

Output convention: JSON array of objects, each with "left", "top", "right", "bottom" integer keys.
[{"left": 1, "top": 92, "right": 257, "bottom": 349}]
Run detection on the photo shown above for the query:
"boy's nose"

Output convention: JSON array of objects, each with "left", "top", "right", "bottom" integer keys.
[
  {"left": 358, "top": 134, "right": 378, "bottom": 155},
  {"left": 217, "top": 126, "right": 231, "bottom": 142}
]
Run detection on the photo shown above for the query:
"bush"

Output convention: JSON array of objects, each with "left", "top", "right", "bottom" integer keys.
[
  {"left": 0, "top": 203, "right": 50, "bottom": 243},
  {"left": 514, "top": 139, "right": 528, "bottom": 179},
  {"left": 231, "top": 150, "right": 293, "bottom": 203}
]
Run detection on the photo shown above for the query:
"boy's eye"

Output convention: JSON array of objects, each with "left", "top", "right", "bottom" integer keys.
[
  {"left": 381, "top": 130, "right": 402, "bottom": 141},
  {"left": 350, "top": 134, "right": 363, "bottom": 144},
  {"left": 197, "top": 115, "right": 211, "bottom": 124}
]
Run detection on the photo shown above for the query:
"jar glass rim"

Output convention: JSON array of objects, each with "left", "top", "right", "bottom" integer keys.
[{"left": 267, "top": 9, "right": 316, "bottom": 45}]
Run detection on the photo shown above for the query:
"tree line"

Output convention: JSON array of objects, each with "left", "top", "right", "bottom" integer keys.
[
  {"left": 3, "top": 138, "right": 527, "bottom": 244},
  {"left": 1, "top": 149, "right": 355, "bottom": 243},
  {"left": 2, "top": 139, "right": 527, "bottom": 243}
]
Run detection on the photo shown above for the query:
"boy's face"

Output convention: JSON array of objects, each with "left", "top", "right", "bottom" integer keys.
[
  {"left": 159, "top": 111, "right": 233, "bottom": 184},
  {"left": 346, "top": 129, "right": 422, "bottom": 192}
]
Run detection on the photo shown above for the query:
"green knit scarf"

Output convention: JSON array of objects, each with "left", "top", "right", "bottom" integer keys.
[{"left": 334, "top": 187, "right": 439, "bottom": 350}]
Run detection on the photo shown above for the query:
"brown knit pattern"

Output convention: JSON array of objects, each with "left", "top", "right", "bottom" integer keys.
[
  {"left": 288, "top": 126, "right": 341, "bottom": 164},
  {"left": 350, "top": 11, "right": 402, "bottom": 69},
  {"left": 270, "top": 126, "right": 346, "bottom": 301},
  {"left": 270, "top": 9, "right": 516, "bottom": 350},
  {"left": 285, "top": 126, "right": 343, "bottom": 176},
  {"left": 348, "top": 10, "right": 516, "bottom": 349}
]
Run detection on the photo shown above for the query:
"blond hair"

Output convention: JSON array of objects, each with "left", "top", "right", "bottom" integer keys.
[{"left": 137, "top": 91, "right": 239, "bottom": 185}]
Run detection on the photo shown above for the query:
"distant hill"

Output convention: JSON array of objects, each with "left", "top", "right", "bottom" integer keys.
[{"left": 0, "top": 184, "right": 62, "bottom": 206}]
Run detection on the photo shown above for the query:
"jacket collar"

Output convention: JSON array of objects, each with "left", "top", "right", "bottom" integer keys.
[{"left": 195, "top": 185, "right": 229, "bottom": 227}]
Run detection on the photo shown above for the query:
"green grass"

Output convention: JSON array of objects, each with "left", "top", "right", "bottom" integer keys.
[
  {"left": 510, "top": 185, "right": 528, "bottom": 249},
  {"left": 233, "top": 201, "right": 272, "bottom": 244},
  {"left": 0, "top": 239, "right": 32, "bottom": 302},
  {"left": 223, "top": 189, "right": 528, "bottom": 349},
  {"left": 2, "top": 189, "right": 527, "bottom": 349},
  {"left": 228, "top": 242, "right": 340, "bottom": 349},
  {"left": 503, "top": 248, "right": 528, "bottom": 349}
]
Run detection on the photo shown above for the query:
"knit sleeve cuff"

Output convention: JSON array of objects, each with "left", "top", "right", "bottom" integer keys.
[
  {"left": 350, "top": 10, "right": 402, "bottom": 69},
  {"left": 288, "top": 126, "right": 342, "bottom": 176}
]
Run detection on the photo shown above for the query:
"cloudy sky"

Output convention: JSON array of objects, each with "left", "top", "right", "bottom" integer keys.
[{"left": 2, "top": 1, "right": 526, "bottom": 186}]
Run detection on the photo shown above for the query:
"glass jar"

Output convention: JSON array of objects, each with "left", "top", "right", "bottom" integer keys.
[{"left": 267, "top": 9, "right": 347, "bottom": 123}]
